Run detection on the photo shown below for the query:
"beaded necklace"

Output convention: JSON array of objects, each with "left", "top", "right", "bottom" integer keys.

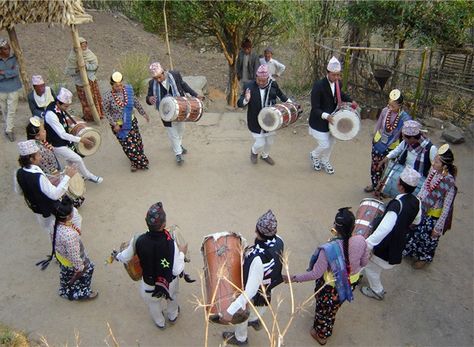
[
  {"left": 384, "top": 109, "right": 401, "bottom": 133},
  {"left": 111, "top": 86, "right": 128, "bottom": 108},
  {"left": 41, "top": 139, "right": 54, "bottom": 152},
  {"left": 424, "top": 169, "right": 443, "bottom": 193}
]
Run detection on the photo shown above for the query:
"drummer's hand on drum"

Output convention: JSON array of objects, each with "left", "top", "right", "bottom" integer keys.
[
  {"left": 112, "top": 124, "right": 121, "bottom": 134},
  {"left": 64, "top": 165, "right": 78, "bottom": 178},
  {"left": 178, "top": 243, "right": 188, "bottom": 256},
  {"left": 220, "top": 310, "right": 233, "bottom": 324},
  {"left": 80, "top": 136, "right": 95, "bottom": 149},
  {"left": 327, "top": 114, "right": 335, "bottom": 125},
  {"left": 148, "top": 96, "right": 157, "bottom": 105},
  {"left": 244, "top": 88, "right": 251, "bottom": 103},
  {"left": 197, "top": 95, "right": 205, "bottom": 101}
]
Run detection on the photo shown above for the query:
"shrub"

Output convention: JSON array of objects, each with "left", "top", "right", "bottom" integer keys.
[{"left": 119, "top": 52, "right": 150, "bottom": 97}]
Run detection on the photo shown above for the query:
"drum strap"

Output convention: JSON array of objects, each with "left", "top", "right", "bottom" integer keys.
[{"left": 335, "top": 80, "right": 342, "bottom": 106}]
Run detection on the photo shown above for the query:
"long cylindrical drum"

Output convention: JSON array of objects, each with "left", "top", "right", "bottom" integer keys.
[
  {"left": 159, "top": 96, "right": 203, "bottom": 122},
  {"left": 67, "top": 116, "right": 102, "bottom": 156},
  {"left": 353, "top": 198, "right": 385, "bottom": 238},
  {"left": 329, "top": 102, "right": 361, "bottom": 141},
  {"left": 258, "top": 102, "right": 302, "bottom": 132},
  {"left": 381, "top": 162, "right": 425, "bottom": 199},
  {"left": 120, "top": 236, "right": 142, "bottom": 281},
  {"left": 201, "top": 231, "right": 246, "bottom": 324}
]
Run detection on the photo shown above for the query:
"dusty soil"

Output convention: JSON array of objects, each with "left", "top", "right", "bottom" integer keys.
[{"left": 0, "top": 11, "right": 473, "bottom": 347}]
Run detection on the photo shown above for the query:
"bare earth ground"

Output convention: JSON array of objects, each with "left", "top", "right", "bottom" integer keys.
[{"left": 1, "top": 12, "right": 473, "bottom": 347}]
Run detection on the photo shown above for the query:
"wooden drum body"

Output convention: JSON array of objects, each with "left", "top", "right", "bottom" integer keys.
[
  {"left": 353, "top": 198, "right": 385, "bottom": 238},
  {"left": 201, "top": 231, "right": 246, "bottom": 324},
  {"left": 120, "top": 236, "right": 143, "bottom": 281},
  {"left": 159, "top": 96, "right": 203, "bottom": 122},
  {"left": 382, "top": 163, "right": 425, "bottom": 199},
  {"left": 329, "top": 102, "right": 361, "bottom": 141},
  {"left": 67, "top": 116, "right": 101, "bottom": 156},
  {"left": 258, "top": 102, "right": 302, "bottom": 132}
]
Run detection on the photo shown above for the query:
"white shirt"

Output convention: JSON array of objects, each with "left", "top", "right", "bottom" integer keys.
[
  {"left": 116, "top": 235, "right": 185, "bottom": 277},
  {"left": 387, "top": 140, "right": 437, "bottom": 168},
  {"left": 44, "top": 109, "right": 81, "bottom": 144},
  {"left": 227, "top": 256, "right": 264, "bottom": 315},
  {"left": 259, "top": 57, "right": 286, "bottom": 78},
  {"left": 366, "top": 193, "right": 422, "bottom": 250},
  {"left": 14, "top": 165, "right": 70, "bottom": 201}
]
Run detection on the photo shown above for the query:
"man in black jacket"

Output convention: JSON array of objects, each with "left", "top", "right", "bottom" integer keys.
[
  {"left": 146, "top": 62, "right": 202, "bottom": 165},
  {"left": 360, "top": 166, "right": 422, "bottom": 300},
  {"left": 237, "top": 64, "right": 289, "bottom": 165},
  {"left": 309, "top": 56, "right": 352, "bottom": 174}
]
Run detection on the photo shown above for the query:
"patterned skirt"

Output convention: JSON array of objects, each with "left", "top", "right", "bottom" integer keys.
[
  {"left": 313, "top": 278, "right": 344, "bottom": 339},
  {"left": 403, "top": 215, "right": 440, "bottom": 263},
  {"left": 113, "top": 118, "right": 149, "bottom": 169},
  {"left": 370, "top": 146, "right": 390, "bottom": 189},
  {"left": 76, "top": 80, "right": 104, "bottom": 121},
  {"left": 59, "top": 261, "right": 95, "bottom": 300}
]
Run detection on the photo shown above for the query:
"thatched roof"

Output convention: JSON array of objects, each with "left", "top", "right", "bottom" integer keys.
[{"left": 0, "top": 0, "right": 93, "bottom": 30}]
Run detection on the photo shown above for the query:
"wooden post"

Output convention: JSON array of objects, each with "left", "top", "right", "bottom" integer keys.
[
  {"left": 7, "top": 27, "right": 30, "bottom": 96},
  {"left": 70, "top": 24, "right": 100, "bottom": 125},
  {"left": 412, "top": 48, "right": 428, "bottom": 118},
  {"left": 342, "top": 48, "right": 351, "bottom": 93},
  {"left": 163, "top": 0, "right": 173, "bottom": 70}
]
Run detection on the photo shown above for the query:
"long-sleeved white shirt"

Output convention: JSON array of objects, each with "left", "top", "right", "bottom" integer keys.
[
  {"left": 259, "top": 57, "right": 286, "bottom": 78},
  {"left": 116, "top": 234, "right": 185, "bottom": 277},
  {"left": 366, "top": 194, "right": 422, "bottom": 250},
  {"left": 386, "top": 140, "right": 437, "bottom": 169},
  {"left": 44, "top": 109, "right": 81, "bottom": 144},
  {"left": 226, "top": 256, "right": 264, "bottom": 315},
  {"left": 14, "top": 165, "right": 70, "bottom": 201}
]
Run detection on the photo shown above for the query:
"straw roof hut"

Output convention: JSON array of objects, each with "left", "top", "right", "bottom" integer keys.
[{"left": 0, "top": 0, "right": 101, "bottom": 123}]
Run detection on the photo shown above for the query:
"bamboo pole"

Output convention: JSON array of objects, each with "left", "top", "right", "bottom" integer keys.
[
  {"left": 340, "top": 46, "right": 425, "bottom": 52},
  {"left": 412, "top": 48, "right": 429, "bottom": 118},
  {"left": 163, "top": 0, "right": 173, "bottom": 70},
  {"left": 7, "top": 27, "right": 30, "bottom": 96},
  {"left": 70, "top": 24, "right": 100, "bottom": 125},
  {"left": 342, "top": 48, "right": 351, "bottom": 93}
]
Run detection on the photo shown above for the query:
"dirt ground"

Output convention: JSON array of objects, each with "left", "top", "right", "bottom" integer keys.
[{"left": 0, "top": 12, "right": 473, "bottom": 347}]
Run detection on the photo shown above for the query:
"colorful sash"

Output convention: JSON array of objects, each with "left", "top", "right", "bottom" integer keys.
[
  {"left": 320, "top": 241, "right": 353, "bottom": 303},
  {"left": 117, "top": 84, "right": 134, "bottom": 140}
]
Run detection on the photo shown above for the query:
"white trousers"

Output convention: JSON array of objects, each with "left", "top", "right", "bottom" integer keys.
[
  {"left": 0, "top": 90, "right": 20, "bottom": 132},
  {"left": 363, "top": 256, "right": 394, "bottom": 294},
  {"left": 234, "top": 306, "right": 267, "bottom": 342},
  {"left": 53, "top": 146, "right": 95, "bottom": 180},
  {"left": 36, "top": 207, "right": 82, "bottom": 234},
  {"left": 140, "top": 277, "right": 180, "bottom": 327},
  {"left": 251, "top": 131, "right": 275, "bottom": 158},
  {"left": 309, "top": 127, "right": 335, "bottom": 165},
  {"left": 166, "top": 123, "right": 185, "bottom": 155}
]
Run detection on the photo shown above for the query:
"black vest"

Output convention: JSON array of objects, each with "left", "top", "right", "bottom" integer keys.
[
  {"left": 44, "top": 103, "right": 71, "bottom": 148},
  {"left": 374, "top": 193, "right": 420, "bottom": 265},
  {"left": 399, "top": 141, "right": 433, "bottom": 177},
  {"left": 16, "top": 169, "right": 58, "bottom": 217},
  {"left": 243, "top": 235, "right": 284, "bottom": 306},
  {"left": 136, "top": 231, "right": 175, "bottom": 287}
]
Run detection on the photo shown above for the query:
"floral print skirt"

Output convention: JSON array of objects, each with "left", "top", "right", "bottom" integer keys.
[
  {"left": 313, "top": 278, "right": 344, "bottom": 339},
  {"left": 403, "top": 215, "right": 440, "bottom": 263},
  {"left": 59, "top": 261, "right": 95, "bottom": 300},
  {"left": 114, "top": 118, "right": 149, "bottom": 169}
]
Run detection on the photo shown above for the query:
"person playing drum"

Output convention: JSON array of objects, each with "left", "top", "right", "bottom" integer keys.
[
  {"left": 403, "top": 145, "right": 458, "bottom": 269},
  {"left": 364, "top": 89, "right": 411, "bottom": 193},
  {"left": 146, "top": 62, "right": 203, "bottom": 165},
  {"left": 114, "top": 202, "right": 188, "bottom": 329},
  {"left": 14, "top": 140, "right": 82, "bottom": 235},
  {"left": 103, "top": 71, "right": 151, "bottom": 172},
  {"left": 44, "top": 88, "right": 103, "bottom": 184},
  {"left": 376, "top": 120, "right": 437, "bottom": 196},
  {"left": 221, "top": 210, "right": 284, "bottom": 345},
  {"left": 284, "top": 208, "right": 369, "bottom": 346},
  {"left": 360, "top": 167, "right": 422, "bottom": 301},
  {"left": 238, "top": 64, "right": 290, "bottom": 166},
  {"left": 309, "top": 56, "right": 354, "bottom": 174},
  {"left": 26, "top": 118, "right": 85, "bottom": 208}
]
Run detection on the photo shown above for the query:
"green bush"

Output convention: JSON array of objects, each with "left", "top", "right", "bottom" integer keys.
[
  {"left": 46, "top": 66, "right": 67, "bottom": 95},
  {"left": 119, "top": 52, "right": 150, "bottom": 97}
]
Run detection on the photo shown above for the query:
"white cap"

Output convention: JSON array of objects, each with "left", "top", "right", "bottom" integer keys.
[
  {"left": 0, "top": 38, "right": 8, "bottom": 47},
  {"left": 18, "top": 140, "right": 40, "bottom": 156},
  {"left": 31, "top": 75, "right": 45, "bottom": 86},
  {"left": 57, "top": 88, "right": 73, "bottom": 104},
  {"left": 111, "top": 71, "right": 123, "bottom": 83},
  {"left": 400, "top": 166, "right": 421, "bottom": 187},
  {"left": 327, "top": 56, "right": 341, "bottom": 73}
]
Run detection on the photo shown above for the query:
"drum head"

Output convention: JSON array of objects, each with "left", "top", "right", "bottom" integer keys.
[
  {"left": 68, "top": 173, "right": 85, "bottom": 197},
  {"left": 77, "top": 128, "right": 101, "bottom": 156},
  {"left": 329, "top": 109, "right": 360, "bottom": 141},
  {"left": 258, "top": 107, "right": 280, "bottom": 132},
  {"left": 159, "top": 97, "right": 179, "bottom": 122}
]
